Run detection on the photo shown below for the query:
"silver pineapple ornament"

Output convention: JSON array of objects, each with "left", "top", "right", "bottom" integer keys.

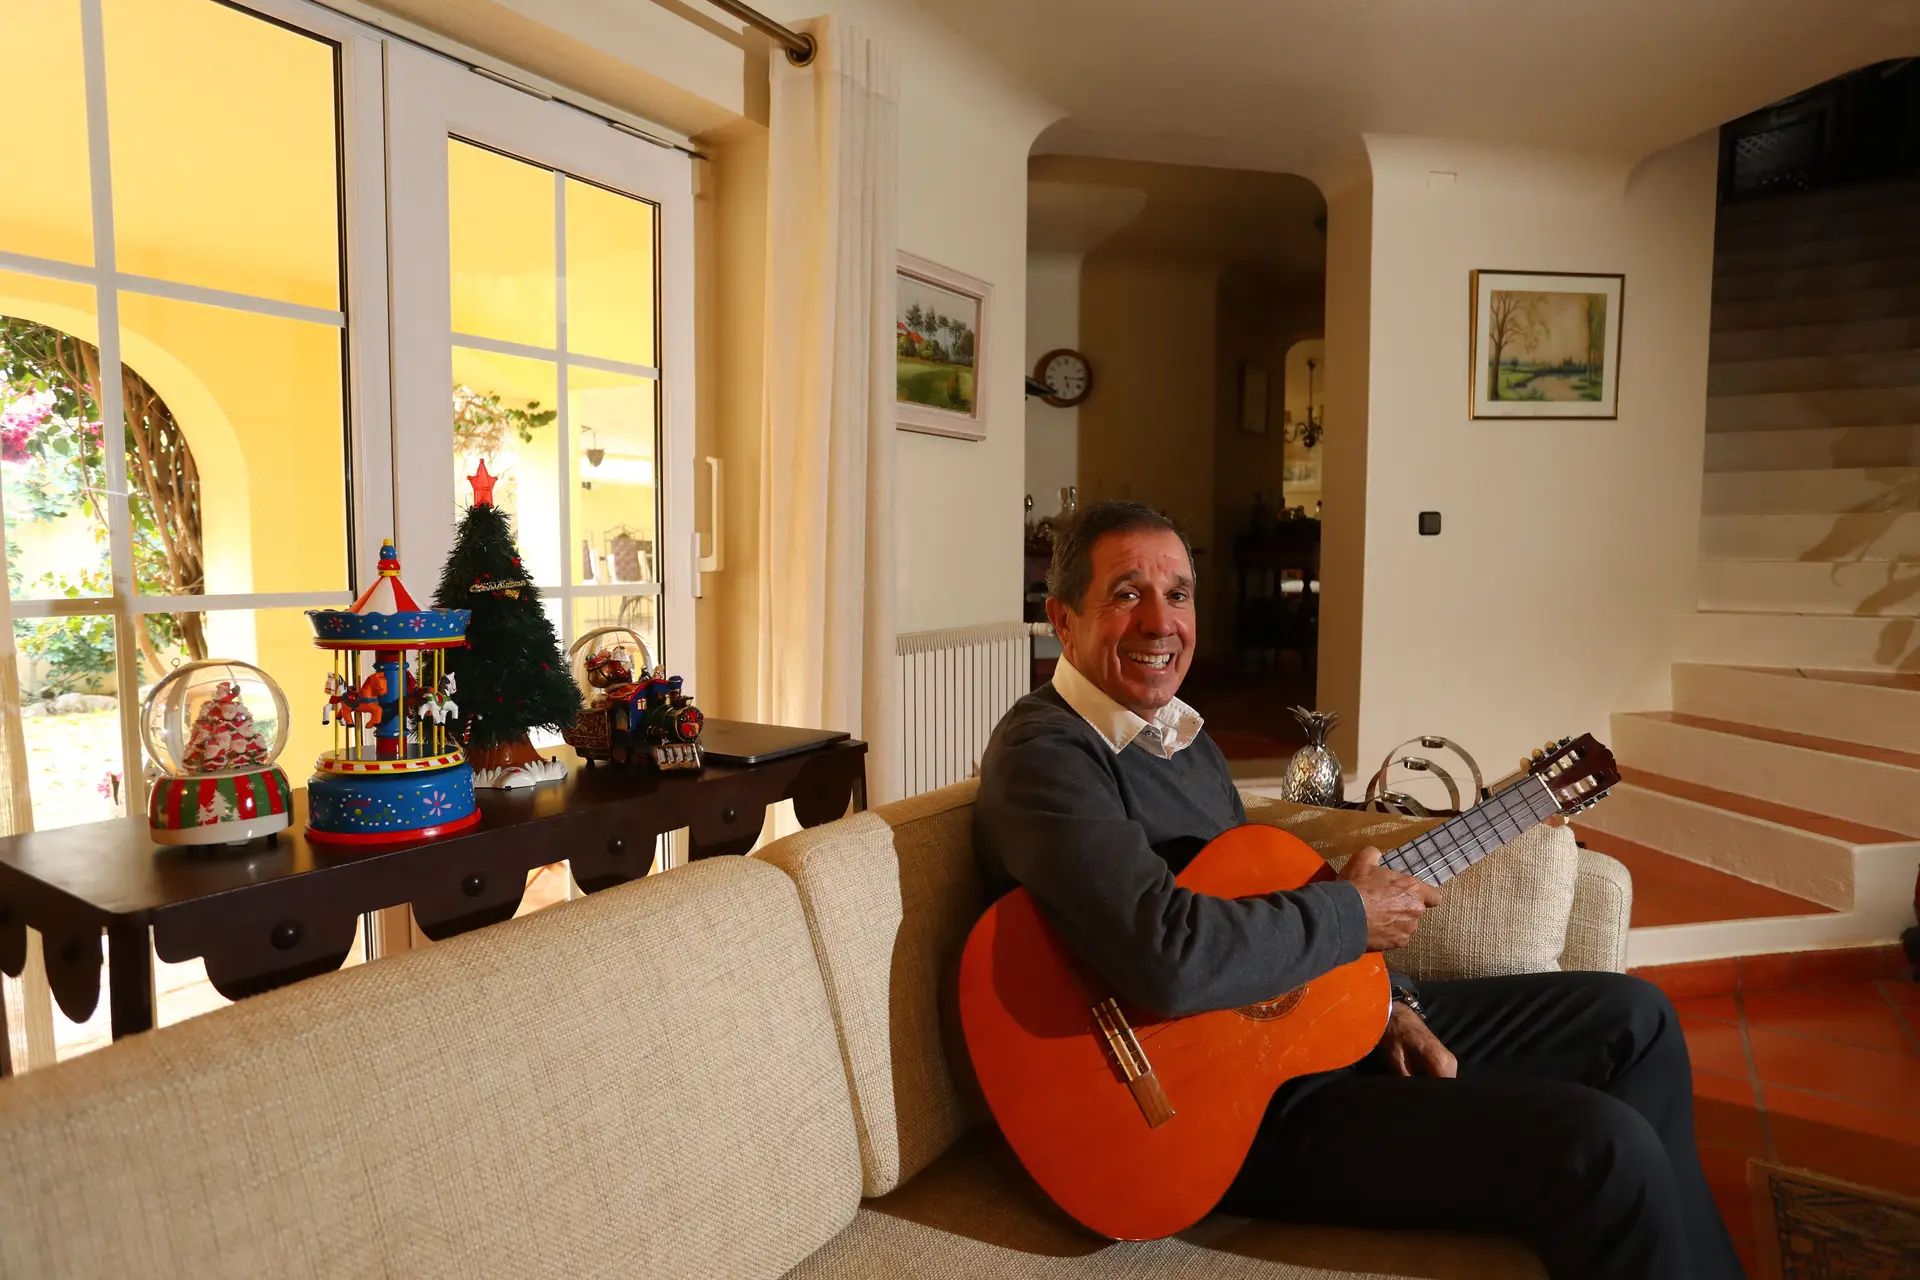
[{"left": 1280, "top": 707, "right": 1344, "bottom": 806}]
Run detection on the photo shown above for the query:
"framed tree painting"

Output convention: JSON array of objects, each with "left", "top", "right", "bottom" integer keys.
[
  {"left": 897, "top": 253, "right": 990, "bottom": 440},
  {"left": 1469, "top": 270, "right": 1624, "bottom": 419}
]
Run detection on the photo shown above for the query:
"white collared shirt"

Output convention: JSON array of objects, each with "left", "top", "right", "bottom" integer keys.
[{"left": 1051, "top": 656, "right": 1206, "bottom": 760}]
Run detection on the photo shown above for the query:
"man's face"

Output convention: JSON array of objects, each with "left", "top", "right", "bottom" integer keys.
[{"left": 1047, "top": 527, "right": 1196, "bottom": 720}]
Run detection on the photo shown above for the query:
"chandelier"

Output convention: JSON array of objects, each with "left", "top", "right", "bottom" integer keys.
[{"left": 1283, "top": 358, "right": 1323, "bottom": 449}]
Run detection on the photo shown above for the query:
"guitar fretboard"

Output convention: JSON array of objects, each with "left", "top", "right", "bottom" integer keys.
[{"left": 1380, "top": 775, "right": 1560, "bottom": 888}]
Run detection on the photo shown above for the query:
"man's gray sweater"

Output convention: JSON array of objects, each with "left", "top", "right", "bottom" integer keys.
[{"left": 974, "top": 685, "right": 1370, "bottom": 1019}]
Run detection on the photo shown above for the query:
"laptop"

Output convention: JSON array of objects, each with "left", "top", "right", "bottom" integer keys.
[{"left": 699, "top": 719, "right": 852, "bottom": 766}]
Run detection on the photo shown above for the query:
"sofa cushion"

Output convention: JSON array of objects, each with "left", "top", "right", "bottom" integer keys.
[
  {"left": 756, "top": 781, "right": 988, "bottom": 1198},
  {"left": 0, "top": 858, "right": 862, "bottom": 1280},
  {"left": 784, "top": 1129, "right": 1545, "bottom": 1280},
  {"left": 1240, "top": 796, "right": 1580, "bottom": 981}
]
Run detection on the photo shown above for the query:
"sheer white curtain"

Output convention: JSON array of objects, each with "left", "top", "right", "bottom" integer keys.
[{"left": 757, "top": 18, "right": 902, "bottom": 804}]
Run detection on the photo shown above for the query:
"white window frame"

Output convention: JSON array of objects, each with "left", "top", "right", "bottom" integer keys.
[
  {"left": 383, "top": 40, "right": 698, "bottom": 689},
  {"left": 3, "top": 0, "right": 394, "bottom": 804}
]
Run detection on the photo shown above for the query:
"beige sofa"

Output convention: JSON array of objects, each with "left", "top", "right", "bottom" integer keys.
[{"left": 0, "top": 782, "right": 1630, "bottom": 1279}]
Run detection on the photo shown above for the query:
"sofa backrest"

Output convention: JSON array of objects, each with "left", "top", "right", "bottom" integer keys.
[
  {"left": 754, "top": 780, "right": 985, "bottom": 1198},
  {"left": 0, "top": 858, "right": 862, "bottom": 1280}
]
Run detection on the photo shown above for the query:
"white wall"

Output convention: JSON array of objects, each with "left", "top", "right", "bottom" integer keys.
[
  {"left": 1334, "top": 132, "right": 1719, "bottom": 779},
  {"left": 1025, "top": 252, "right": 1081, "bottom": 516}
]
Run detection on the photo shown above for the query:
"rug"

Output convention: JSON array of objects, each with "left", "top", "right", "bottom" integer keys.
[{"left": 1749, "top": 1159, "right": 1920, "bottom": 1280}]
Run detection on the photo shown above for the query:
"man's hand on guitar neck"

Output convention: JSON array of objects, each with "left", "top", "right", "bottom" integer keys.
[{"left": 1338, "top": 846, "right": 1443, "bottom": 952}]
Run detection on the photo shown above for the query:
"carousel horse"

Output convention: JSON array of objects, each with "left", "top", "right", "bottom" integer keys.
[
  {"left": 418, "top": 672, "right": 459, "bottom": 727},
  {"left": 322, "top": 672, "right": 352, "bottom": 725},
  {"left": 347, "top": 670, "right": 388, "bottom": 728}
]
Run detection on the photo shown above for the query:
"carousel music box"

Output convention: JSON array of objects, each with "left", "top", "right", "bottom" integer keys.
[
  {"left": 304, "top": 540, "right": 478, "bottom": 845},
  {"left": 561, "top": 626, "right": 704, "bottom": 770},
  {"left": 143, "top": 659, "right": 293, "bottom": 846}
]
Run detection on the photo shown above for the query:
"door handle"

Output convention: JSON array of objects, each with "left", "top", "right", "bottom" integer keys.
[{"left": 692, "top": 456, "right": 723, "bottom": 598}]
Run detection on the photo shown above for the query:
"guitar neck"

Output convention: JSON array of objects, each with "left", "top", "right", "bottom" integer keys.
[{"left": 1380, "top": 775, "right": 1561, "bottom": 888}]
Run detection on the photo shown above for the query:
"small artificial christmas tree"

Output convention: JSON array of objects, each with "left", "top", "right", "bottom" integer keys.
[{"left": 431, "top": 461, "right": 580, "bottom": 787}]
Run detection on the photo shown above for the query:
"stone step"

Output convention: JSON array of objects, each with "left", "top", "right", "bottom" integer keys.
[
  {"left": 1579, "top": 767, "right": 1920, "bottom": 909},
  {"left": 1707, "top": 348, "right": 1920, "bottom": 397},
  {"left": 1703, "top": 425, "right": 1920, "bottom": 471},
  {"left": 1705, "top": 384, "right": 1920, "bottom": 432},
  {"left": 1711, "top": 316, "right": 1920, "bottom": 363},
  {"left": 1674, "top": 610, "right": 1920, "bottom": 673},
  {"left": 1713, "top": 255, "right": 1920, "bottom": 303},
  {"left": 1717, "top": 178, "right": 1920, "bottom": 224},
  {"left": 1610, "top": 710, "right": 1920, "bottom": 837},
  {"left": 1700, "top": 465, "right": 1920, "bottom": 513},
  {"left": 1701, "top": 511, "right": 1920, "bottom": 561},
  {"left": 1712, "top": 286, "right": 1920, "bottom": 332},
  {"left": 1716, "top": 228, "right": 1920, "bottom": 276},
  {"left": 1577, "top": 827, "right": 1834, "bottom": 927},
  {"left": 1717, "top": 191, "right": 1920, "bottom": 247},
  {"left": 1672, "top": 663, "right": 1920, "bottom": 755},
  {"left": 1698, "top": 558, "right": 1920, "bottom": 614}
]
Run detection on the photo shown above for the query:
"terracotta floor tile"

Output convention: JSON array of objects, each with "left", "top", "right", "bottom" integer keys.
[
  {"left": 1880, "top": 978, "right": 1920, "bottom": 1007},
  {"left": 1636, "top": 957, "right": 1741, "bottom": 1000},
  {"left": 1683, "top": 1016, "right": 1754, "bottom": 1078},
  {"left": 1742, "top": 988, "right": 1917, "bottom": 1054},
  {"left": 1788, "top": 945, "right": 1909, "bottom": 986},
  {"left": 1740, "top": 952, "right": 1797, "bottom": 992},
  {"left": 1747, "top": 1027, "right": 1920, "bottom": 1113},
  {"left": 1764, "top": 1087, "right": 1920, "bottom": 1198},
  {"left": 1733, "top": 1238, "right": 1759, "bottom": 1280},
  {"left": 1649, "top": 710, "right": 1920, "bottom": 773},
  {"left": 1792, "top": 979, "right": 1901, "bottom": 1005},
  {"left": 1573, "top": 829, "right": 1828, "bottom": 925},
  {"left": 1675, "top": 994, "right": 1742, "bottom": 1022},
  {"left": 1697, "top": 1141, "right": 1760, "bottom": 1242},
  {"left": 1694, "top": 1070, "right": 1768, "bottom": 1153}
]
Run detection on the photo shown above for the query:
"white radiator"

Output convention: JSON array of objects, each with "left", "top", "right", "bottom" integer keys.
[{"left": 896, "top": 622, "right": 1048, "bottom": 797}]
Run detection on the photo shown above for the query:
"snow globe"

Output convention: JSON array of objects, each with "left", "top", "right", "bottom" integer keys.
[{"left": 142, "top": 658, "right": 293, "bottom": 846}]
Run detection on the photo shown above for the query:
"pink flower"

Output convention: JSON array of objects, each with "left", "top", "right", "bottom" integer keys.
[{"left": 1, "top": 391, "right": 54, "bottom": 464}]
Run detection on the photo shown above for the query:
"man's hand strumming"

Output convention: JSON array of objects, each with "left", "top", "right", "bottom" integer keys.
[{"left": 1338, "top": 846, "right": 1442, "bottom": 951}]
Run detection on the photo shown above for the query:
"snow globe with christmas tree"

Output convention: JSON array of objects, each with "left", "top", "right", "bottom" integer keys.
[{"left": 142, "top": 659, "right": 294, "bottom": 846}]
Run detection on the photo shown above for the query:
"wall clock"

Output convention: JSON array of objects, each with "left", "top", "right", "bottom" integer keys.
[{"left": 1033, "top": 348, "right": 1093, "bottom": 408}]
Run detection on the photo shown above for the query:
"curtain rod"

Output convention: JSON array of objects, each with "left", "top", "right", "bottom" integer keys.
[{"left": 701, "top": 0, "right": 816, "bottom": 65}]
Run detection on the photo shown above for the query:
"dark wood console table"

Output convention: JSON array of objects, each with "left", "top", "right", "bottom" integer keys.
[{"left": 0, "top": 732, "right": 865, "bottom": 1048}]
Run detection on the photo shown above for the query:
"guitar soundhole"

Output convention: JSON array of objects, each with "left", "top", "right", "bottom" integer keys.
[{"left": 1237, "top": 985, "right": 1308, "bottom": 1021}]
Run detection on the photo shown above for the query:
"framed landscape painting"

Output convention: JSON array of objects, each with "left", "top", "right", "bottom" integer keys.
[
  {"left": 897, "top": 253, "right": 990, "bottom": 440},
  {"left": 1469, "top": 270, "right": 1624, "bottom": 419}
]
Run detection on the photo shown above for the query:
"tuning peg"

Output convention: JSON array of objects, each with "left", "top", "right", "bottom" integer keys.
[
  {"left": 1530, "top": 749, "right": 1544, "bottom": 761},
  {"left": 1558, "top": 736, "right": 1571, "bottom": 747}
]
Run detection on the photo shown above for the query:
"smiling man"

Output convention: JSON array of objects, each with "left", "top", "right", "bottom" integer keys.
[{"left": 972, "top": 500, "right": 1741, "bottom": 1280}]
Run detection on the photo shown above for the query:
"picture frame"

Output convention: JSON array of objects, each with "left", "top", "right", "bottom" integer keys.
[
  {"left": 1239, "top": 361, "right": 1270, "bottom": 436},
  {"left": 1468, "top": 270, "right": 1624, "bottom": 419},
  {"left": 896, "top": 253, "right": 990, "bottom": 440}
]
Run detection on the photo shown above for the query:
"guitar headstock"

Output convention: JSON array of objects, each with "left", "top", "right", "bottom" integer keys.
[{"left": 1528, "top": 734, "right": 1619, "bottom": 816}]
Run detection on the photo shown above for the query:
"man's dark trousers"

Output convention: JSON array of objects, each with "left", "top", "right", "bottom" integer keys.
[{"left": 1221, "top": 971, "right": 1743, "bottom": 1280}]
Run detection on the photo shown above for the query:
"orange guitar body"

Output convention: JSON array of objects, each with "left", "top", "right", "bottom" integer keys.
[{"left": 958, "top": 823, "right": 1391, "bottom": 1242}]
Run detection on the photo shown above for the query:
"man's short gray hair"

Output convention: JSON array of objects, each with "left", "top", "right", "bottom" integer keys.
[{"left": 1046, "top": 500, "right": 1196, "bottom": 612}]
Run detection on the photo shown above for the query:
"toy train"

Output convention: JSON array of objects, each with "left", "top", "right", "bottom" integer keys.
[{"left": 561, "top": 628, "right": 704, "bottom": 770}]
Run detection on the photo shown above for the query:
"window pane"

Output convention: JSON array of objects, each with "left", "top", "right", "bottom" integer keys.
[
  {"left": 103, "top": 0, "right": 340, "bottom": 309},
  {"left": 0, "top": 0, "right": 94, "bottom": 266},
  {"left": 571, "top": 365, "right": 657, "bottom": 588},
  {"left": 2, "top": 270, "right": 111, "bottom": 600},
  {"left": 450, "top": 140, "right": 555, "bottom": 349},
  {"left": 452, "top": 345, "right": 561, "bottom": 586},
  {"left": 119, "top": 290, "right": 348, "bottom": 596},
  {"left": 565, "top": 177, "right": 655, "bottom": 367},
  {"left": 572, "top": 594, "right": 659, "bottom": 677},
  {"left": 13, "top": 615, "right": 122, "bottom": 830}
]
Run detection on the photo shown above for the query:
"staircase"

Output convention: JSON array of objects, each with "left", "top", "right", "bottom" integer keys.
[{"left": 1579, "top": 179, "right": 1920, "bottom": 966}]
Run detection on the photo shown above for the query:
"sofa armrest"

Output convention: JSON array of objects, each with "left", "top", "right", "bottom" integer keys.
[{"left": 1559, "top": 848, "right": 1633, "bottom": 973}]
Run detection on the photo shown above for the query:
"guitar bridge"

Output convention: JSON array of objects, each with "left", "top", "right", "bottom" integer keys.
[{"left": 1091, "top": 997, "right": 1175, "bottom": 1129}]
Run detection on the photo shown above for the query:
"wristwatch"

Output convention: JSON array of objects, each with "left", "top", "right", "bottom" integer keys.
[{"left": 1391, "top": 989, "right": 1426, "bottom": 1020}]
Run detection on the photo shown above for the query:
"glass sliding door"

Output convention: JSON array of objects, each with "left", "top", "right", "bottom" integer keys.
[
  {"left": 0, "top": 0, "right": 392, "bottom": 1058},
  {"left": 385, "top": 42, "right": 695, "bottom": 893}
]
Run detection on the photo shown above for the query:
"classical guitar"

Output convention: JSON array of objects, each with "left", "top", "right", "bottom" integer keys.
[{"left": 958, "top": 734, "right": 1621, "bottom": 1242}]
